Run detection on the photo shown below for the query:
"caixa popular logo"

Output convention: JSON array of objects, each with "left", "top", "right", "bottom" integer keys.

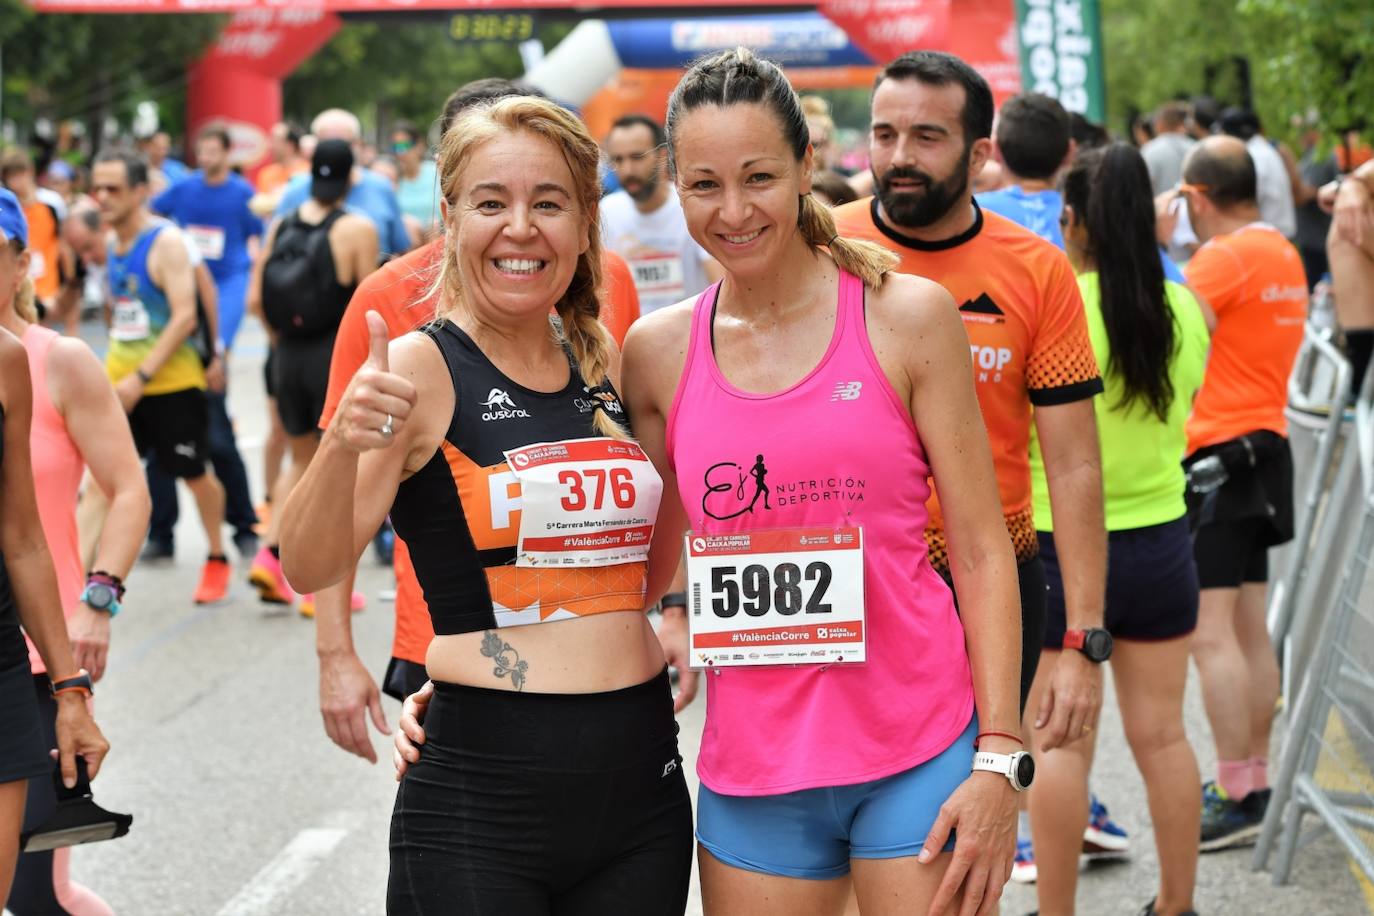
[{"left": 574, "top": 386, "right": 624, "bottom": 416}]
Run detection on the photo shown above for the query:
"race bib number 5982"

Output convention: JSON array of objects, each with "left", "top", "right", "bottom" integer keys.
[{"left": 685, "top": 527, "right": 865, "bottom": 668}]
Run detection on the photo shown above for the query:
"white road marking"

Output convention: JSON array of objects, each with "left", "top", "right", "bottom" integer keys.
[{"left": 215, "top": 817, "right": 356, "bottom": 916}]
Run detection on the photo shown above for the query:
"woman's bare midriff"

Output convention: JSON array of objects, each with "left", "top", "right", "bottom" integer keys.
[{"left": 424, "top": 610, "right": 666, "bottom": 693}]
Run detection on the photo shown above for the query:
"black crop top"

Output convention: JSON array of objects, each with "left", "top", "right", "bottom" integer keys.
[{"left": 388, "top": 321, "right": 648, "bottom": 635}]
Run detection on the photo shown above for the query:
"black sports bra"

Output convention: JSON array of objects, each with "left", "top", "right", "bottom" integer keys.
[{"left": 388, "top": 321, "right": 648, "bottom": 635}]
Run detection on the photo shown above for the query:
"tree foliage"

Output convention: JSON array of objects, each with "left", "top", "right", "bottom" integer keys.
[
  {"left": 3, "top": 1, "right": 1369, "bottom": 153},
  {"left": 284, "top": 18, "right": 574, "bottom": 140},
  {"left": 1101, "top": 0, "right": 1374, "bottom": 142},
  {"left": 0, "top": 1, "right": 223, "bottom": 141},
  {"left": 1238, "top": 0, "right": 1374, "bottom": 135}
]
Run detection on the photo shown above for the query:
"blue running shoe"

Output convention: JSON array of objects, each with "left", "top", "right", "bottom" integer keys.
[
  {"left": 1200, "top": 781, "right": 1264, "bottom": 851},
  {"left": 1011, "top": 835, "right": 1037, "bottom": 883},
  {"left": 1083, "top": 793, "right": 1130, "bottom": 854}
]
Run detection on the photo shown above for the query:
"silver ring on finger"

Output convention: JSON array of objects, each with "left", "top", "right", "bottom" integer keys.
[{"left": 380, "top": 413, "right": 394, "bottom": 438}]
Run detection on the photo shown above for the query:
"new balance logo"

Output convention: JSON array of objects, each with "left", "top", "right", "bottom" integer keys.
[
  {"left": 480, "top": 388, "right": 531, "bottom": 422},
  {"left": 830, "top": 381, "right": 863, "bottom": 402}
]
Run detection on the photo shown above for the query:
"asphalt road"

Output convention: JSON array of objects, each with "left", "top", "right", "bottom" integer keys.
[{"left": 11, "top": 315, "right": 1370, "bottom": 915}]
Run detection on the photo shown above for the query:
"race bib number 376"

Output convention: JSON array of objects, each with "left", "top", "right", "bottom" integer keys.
[
  {"left": 685, "top": 527, "right": 865, "bottom": 669},
  {"left": 504, "top": 437, "right": 662, "bottom": 568}
]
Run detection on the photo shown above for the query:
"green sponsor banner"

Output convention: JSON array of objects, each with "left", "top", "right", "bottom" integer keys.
[{"left": 1015, "top": 0, "right": 1107, "bottom": 123}]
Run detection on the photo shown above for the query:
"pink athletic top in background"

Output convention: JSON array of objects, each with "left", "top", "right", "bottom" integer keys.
[
  {"left": 24, "top": 324, "right": 86, "bottom": 675},
  {"left": 666, "top": 269, "right": 974, "bottom": 796}
]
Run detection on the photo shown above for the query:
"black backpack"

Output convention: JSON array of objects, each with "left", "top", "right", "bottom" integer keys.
[{"left": 261, "top": 208, "right": 348, "bottom": 338}]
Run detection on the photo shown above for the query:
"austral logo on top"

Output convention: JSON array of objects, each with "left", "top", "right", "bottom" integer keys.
[
  {"left": 958, "top": 293, "right": 1007, "bottom": 325},
  {"left": 480, "top": 388, "right": 531, "bottom": 422},
  {"left": 701, "top": 453, "right": 866, "bottom": 521}
]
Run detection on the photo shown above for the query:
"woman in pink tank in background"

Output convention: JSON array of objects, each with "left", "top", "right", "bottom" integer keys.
[
  {"left": 622, "top": 49, "right": 1024, "bottom": 915},
  {"left": 2, "top": 223, "right": 149, "bottom": 915}
]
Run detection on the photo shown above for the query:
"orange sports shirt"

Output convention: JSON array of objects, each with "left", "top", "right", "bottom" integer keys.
[
  {"left": 23, "top": 200, "right": 62, "bottom": 301},
  {"left": 1183, "top": 223, "right": 1307, "bottom": 454},
  {"left": 832, "top": 198, "right": 1102, "bottom": 570},
  {"left": 599, "top": 250, "right": 641, "bottom": 346},
  {"left": 319, "top": 239, "right": 644, "bottom": 664},
  {"left": 255, "top": 160, "right": 309, "bottom": 195}
]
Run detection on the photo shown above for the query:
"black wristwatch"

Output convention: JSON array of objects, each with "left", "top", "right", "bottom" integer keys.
[
  {"left": 660, "top": 591, "right": 687, "bottom": 609},
  {"left": 1063, "top": 628, "right": 1113, "bottom": 663},
  {"left": 51, "top": 671, "right": 95, "bottom": 698}
]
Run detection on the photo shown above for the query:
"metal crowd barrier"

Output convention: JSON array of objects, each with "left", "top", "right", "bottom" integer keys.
[
  {"left": 1254, "top": 362, "right": 1374, "bottom": 887},
  {"left": 1267, "top": 325, "right": 1353, "bottom": 696}
]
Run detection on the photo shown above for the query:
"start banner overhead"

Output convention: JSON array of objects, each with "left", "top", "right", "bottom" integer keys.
[{"left": 30, "top": 0, "right": 800, "bottom": 10}]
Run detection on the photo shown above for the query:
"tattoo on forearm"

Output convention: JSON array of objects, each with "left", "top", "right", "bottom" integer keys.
[{"left": 480, "top": 631, "right": 528, "bottom": 690}]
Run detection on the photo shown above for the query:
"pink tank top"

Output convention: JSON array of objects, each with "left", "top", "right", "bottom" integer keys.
[
  {"left": 667, "top": 270, "right": 974, "bottom": 795},
  {"left": 23, "top": 324, "right": 86, "bottom": 675}
]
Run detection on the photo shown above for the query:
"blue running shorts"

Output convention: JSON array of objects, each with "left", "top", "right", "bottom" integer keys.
[{"left": 696, "top": 715, "right": 977, "bottom": 879}]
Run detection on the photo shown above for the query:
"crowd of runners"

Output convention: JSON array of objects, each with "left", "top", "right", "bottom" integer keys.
[{"left": 0, "top": 40, "right": 1370, "bottom": 916}]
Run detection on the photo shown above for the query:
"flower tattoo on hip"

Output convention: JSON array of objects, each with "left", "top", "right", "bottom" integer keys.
[{"left": 480, "top": 631, "right": 529, "bottom": 691}]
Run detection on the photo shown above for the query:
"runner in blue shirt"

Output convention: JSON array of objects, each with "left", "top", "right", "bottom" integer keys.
[
  {"left": 148, "top": 125, "right": 261, "bottom": 561},
  {"left": 979, "top": 94, "right": 1188, "bottom": 284},
  {"left": 152, "top": 125, "right": 263, "bottom": 349},
  {"left": 978, "top": 94, "right": 1072, "bottom": 248},
  {"left": 142, "top": 131, "right": 189, "bottom": 188}
]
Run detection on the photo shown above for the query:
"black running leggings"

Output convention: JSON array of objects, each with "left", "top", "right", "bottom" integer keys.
[
  {"left": 9, "top": 676, "right": 78, "bottom": 915},
  {"left": 387, "top": 669, "right": 693, "bottom": 915}
]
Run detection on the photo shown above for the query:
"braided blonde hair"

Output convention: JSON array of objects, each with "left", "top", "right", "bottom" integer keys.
[
  {"left": 14, "top": 276, "right": 38, "bottom": 324},
  {"left": 432, "top": 96, "right": 626, "bottom": 440},
  {"left": 3, "top": 240, "right": 37, "bottom": 323}
]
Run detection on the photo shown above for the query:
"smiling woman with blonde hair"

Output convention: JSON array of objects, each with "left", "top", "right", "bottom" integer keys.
[{"left": 280, "top": 97, "right": 692, "bottom": 915}]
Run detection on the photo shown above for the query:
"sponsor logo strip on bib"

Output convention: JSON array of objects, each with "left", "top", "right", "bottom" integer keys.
[{"left": 685, "top": 526, "right": 866, "bottom": 669}]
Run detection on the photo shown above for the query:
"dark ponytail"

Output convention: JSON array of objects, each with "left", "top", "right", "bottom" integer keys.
[
  {"left": 665, "top": 47, "right": 896, "bottom": 288},
  {"left": 1064, "top": 142, "right": 1175, "bottom": 422}
]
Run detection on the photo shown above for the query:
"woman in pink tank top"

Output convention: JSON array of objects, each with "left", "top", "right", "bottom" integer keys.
[
  {"left": 621, "top": 50, "right": 1025, "bottom": 914},
  {"left": 2, "top": 256, "right": 148, "bottom": 914}
]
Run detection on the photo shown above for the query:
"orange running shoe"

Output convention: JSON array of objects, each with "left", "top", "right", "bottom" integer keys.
[
  {"left": 248, "top": 545, "right": 295, "bottom": 605},
  {"left": 298, "top": 590, "right": 367, "bottom": 619},
  {"left": 252, "top": 501, "right": 272, "bottom": 537},
  {"left": 194, "top": 556, "right": 231, "bottom": 605}
]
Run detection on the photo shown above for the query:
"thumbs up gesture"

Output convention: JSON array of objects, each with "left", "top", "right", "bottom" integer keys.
[{"left": 335, "top": 310, "right": 418, "bottom": 453}]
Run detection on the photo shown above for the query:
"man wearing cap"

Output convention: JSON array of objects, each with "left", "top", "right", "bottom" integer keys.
[
  {"left": 246, "top": 139, "right": 378, "bottom": 613},
  {"left": 274, "top": 109, "right": 410, "bottom": 259}
]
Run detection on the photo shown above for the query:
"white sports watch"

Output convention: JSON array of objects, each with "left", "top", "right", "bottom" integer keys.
[{"left": 971, "top": 750, "right": 1036, "bottom": 792}]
